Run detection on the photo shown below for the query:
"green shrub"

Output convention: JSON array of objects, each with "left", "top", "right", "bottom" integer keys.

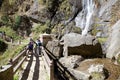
[
  {"left": 1, "top": 16, "right": 9, "bottom": 24},
  {"left": 0, "top": 26, "right": 21, "bottom": 40},
  {"left": 32, "top": 24, "right": 48, "bottom": 34},
  {"left": 13, "top": 15, "right": 21, "bottom": 30},
  {"left": 32, "top": 24, "right": 48, "bottom": 39},
  {"left": 14, "top": 74, "right": 19, "bottom": 80},
  {"left": 0, "top": 44, "right": 26, "bottom": 66}
]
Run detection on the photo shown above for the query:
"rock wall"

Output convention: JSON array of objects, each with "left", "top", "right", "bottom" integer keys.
[
  {"left": 61, "top": 33, "right": 102, "bottom": 57},
  {"left": 106, "top": 20, "right": 120, "bottom": 59}
]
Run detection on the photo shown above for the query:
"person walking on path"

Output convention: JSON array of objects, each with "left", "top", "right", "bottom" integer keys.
[
  {"left": 27, "top": 38, "right": 34, "bottom": 55},
  {"left": 35, "top": 38, "right": 42, "bottom": 56}
]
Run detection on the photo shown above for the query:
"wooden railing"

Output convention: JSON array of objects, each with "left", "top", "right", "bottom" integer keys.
[
  {"left": 44, "top": 47, "right": 77, "bottom": 80},
  {"left": 42, "top": 47, "right": 54, "bottom": 80},
  {"left": 9, "top": 49, "right": 27, "bottom": 74},
  {"left": 0, "top": 46, "right": 76, "bottom": 80},
  {"left": 0, "top": 47, "right": 27, "bottom": 80}
]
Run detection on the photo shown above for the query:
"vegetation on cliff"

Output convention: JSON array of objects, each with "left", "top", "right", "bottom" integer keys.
[
  {"left": 0, "top": 39, "right": 7, "bottom": 53},
  {"left": 111, "top": 0, "right": 120, "bottom": 25}
]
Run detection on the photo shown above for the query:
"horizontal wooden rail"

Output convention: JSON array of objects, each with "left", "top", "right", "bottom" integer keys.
[
  {"left": 14, "top": 56, "right": 26, "bottom": 74},
  {"left": 9, "top": 48, "right": 27, "bottom": 74},
  {"left": 9, "top": 49, "right": 27, "bottom": 67},
  {"left": 0, "top": 46, "right": 27, "bottom": 80}
]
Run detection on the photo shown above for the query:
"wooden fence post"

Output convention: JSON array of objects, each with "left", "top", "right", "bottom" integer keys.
[
  {"left": 50, "top": 60, "right": 54, "bottom": 80},
  {"left": 0, "top": 65, "right": 13, "bottom": 80}
]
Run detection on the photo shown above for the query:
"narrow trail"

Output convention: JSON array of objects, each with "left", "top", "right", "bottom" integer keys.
[{"left": 19, "top": 54, "right": 48, "bottom": 80}]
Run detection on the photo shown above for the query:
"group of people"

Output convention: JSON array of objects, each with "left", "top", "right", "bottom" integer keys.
[{"left": 27, "top": 38, "right": 42, "bottom": 56}]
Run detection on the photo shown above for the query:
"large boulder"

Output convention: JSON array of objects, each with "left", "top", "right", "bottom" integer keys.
[
  {"left": 76, "top": 58, "right": 120, "bottom": 80},
  {"left": 106, "top": 20, "right": 120, "bottom": 59},
  {"left": 68, "top": 64, "right": 106, "bottom": 80},
  {"left": 60, "top": 33, "right": 102, "bottom": 57},
  {"left": 59, "top": 55, "right": 83, "bottom": 69},
  {"left": 46, "top": 40, "right": 63, "bottom": 58},
  {"left": 68, "top": 68, "right": 90, "bottom": 80},
  {"left": 88, "top": 64, "right": 106, "bottom": 80},
  {"left": 59, "top": 58, "right": 112, "bottom": 80}
]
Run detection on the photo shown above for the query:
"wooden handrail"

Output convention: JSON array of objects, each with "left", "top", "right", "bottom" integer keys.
[
  {"left": 44, "top": 46, "right": 77, "bottom": 80},
  {"left": 0, "top": 46, "right": 28, "bottom": 80},
  {"left": 14, "top": 56, "right": 26, "bottom": 74},
  {"left": 8, "top": 47, "right": 27, "bottom": 74},
  {"left": 10, "top": 49, "right": 27, "bottom": 67}
]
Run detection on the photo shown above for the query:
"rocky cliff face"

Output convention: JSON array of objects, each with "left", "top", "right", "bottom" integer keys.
[
  {"left": 0, "top": 0, "right": 120, "bottom": 58},
  {"left": 1, "top": 0, "right": 120, "bottom": 79},
  {"left": 44, "top": 0, "right": 120, "bottom": 59}
]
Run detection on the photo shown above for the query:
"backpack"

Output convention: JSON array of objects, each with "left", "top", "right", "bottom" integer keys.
[{"left": 36, "top": 40, "right": 41, "bottom": 46}]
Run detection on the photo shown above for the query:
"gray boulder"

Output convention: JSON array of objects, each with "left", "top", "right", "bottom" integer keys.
[
  {"left": 106, "top": 20, "right": 120, "bottom": 59},
  {"left": 88, "top": 64, "right": 106, "bottom": 80},
  {"left": 46, "top": 40, "right": 63, "bottom": 58},
  {"left": 68, "top": 64, "right": 106, "bottom": 80},
  {"left": 68, "top": 68, "right": 90, "bottom": 80},
  {"left": 60, "top": 33, "right": 102, "bottom": 57},
  {"left": 59, "top": 55, "right": 83, "bottom": 69}
]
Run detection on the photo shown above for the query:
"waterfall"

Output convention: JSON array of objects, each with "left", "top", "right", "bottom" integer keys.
[{"left": 75, "top": 0, "right": 95, "bottom": 35}]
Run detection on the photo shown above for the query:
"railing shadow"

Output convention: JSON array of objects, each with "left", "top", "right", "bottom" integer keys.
[
  {"left": 32, "top": 55, "right": 40, "bottom": 80},
  {"left": 44, "top": 47, "right": 77, "bottom": 80},
  {"left": 20, "top": 54, "right": 33, "bottom": 80}
]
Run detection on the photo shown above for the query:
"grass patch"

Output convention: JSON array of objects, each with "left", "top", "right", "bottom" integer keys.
[
  {"left": 14, "top": 74, "right": 19, "bottom": 80},
  {"left": 0, "top": 44, "right": 26, "bottom": 66},
  {"left": 32, "top": 23, "right": 48, "bottom": 39},
  {"left": 98, "top": 38, "right": 107, "bottom": 44},
  {"left": 91, "top": 23, "right": 101, "bottom": 36}
]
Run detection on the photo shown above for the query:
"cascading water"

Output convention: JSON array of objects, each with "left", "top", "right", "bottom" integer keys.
[{"left": 75, "top": 0, "right": 95, "bottom": 36}]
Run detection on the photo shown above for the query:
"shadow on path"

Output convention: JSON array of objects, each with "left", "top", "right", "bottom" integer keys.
[
  {"left": 20, "top": 55, "right": 33, "bottom": 80},
  {"left": 32, "top": 56, "right": 40, "bottom": 80}
]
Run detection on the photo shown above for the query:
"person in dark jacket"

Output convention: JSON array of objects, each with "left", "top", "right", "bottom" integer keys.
[
  {"left": 27, "top": 38, "right": 34, "bottom": 55},
  {"left": 35, "top": 38, "right": 42, "bottom": 55}
]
